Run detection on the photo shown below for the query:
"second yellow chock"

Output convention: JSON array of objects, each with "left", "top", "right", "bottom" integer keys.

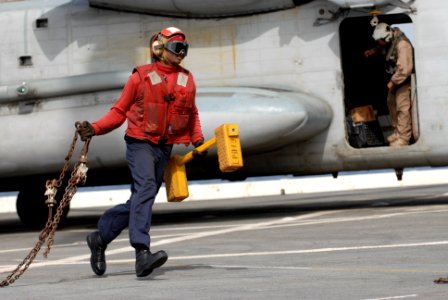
[{"left": 164, "top": 124, "right": 243, "bottom": 202}]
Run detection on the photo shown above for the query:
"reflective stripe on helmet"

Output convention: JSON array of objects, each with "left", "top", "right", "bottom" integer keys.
[{"left": 160, "top": 27, "right": 186, "bottom": 39}]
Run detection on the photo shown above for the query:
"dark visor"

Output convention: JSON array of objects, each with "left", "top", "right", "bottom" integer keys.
[{"left": 164, "top": 41, "right": 189, "bottom": 56}]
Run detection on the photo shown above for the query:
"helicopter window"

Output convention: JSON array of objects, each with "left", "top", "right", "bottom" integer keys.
[
  {"left": 19, "top": 56, "right": 33, "bottom": 67},
  {"left": 339, "top": 14, "right": 418, "bottom": 149},
  {"left": 36, "top": 18, "right": 48, "bottom": 29}
]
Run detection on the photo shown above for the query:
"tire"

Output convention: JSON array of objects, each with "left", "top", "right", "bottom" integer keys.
[{"left": 16, "top": 181, "right": 69, "bottom": 228}]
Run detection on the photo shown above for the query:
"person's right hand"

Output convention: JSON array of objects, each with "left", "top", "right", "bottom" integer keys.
[
  {"left": 76, "top": 121, "right": 95, "bottom": 141},
  {"left": 364, "top": 49, "right": 376, "bottom": 58}
]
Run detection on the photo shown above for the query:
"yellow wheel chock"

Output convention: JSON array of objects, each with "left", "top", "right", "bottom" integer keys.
[{"left": 164, "top": 124, "right": 243, "bottom": 202}]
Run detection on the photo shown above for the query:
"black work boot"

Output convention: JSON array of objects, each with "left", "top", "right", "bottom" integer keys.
[
  {"left": 86, "top": 231, "right": 107, "bottom": 276},
  {"left": 135, "top": 249, "right": 168, "bottom": 277}
]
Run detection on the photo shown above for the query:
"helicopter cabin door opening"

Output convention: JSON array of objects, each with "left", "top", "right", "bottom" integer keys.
[{"left": 339, "top": 14, "right": 418, "bottom": 149}]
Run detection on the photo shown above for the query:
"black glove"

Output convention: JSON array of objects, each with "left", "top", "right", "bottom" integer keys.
[
  {"left": 76, "top": 121, "right": 95, "bottom": 141},
  {"left": 192, "top": 140, "right": 207, "bottom": 159}
]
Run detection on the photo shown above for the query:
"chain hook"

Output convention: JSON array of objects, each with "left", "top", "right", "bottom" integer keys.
[
  {"left": 75, "top": 155, "right": 89, "bottom": 185},
  {"left": 44, "top": 179, "right": 58, "bottom": 207}
]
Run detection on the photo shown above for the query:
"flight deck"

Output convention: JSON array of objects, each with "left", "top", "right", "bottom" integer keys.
[{"left": 1, "top": 185, "right": 448, "bottom": 299}]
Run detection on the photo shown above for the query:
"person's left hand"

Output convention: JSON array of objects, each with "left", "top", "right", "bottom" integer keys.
[{"left": 192, "top": 140, "right": 207, "bottom": 159}]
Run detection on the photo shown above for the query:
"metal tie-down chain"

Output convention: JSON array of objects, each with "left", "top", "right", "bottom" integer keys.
[
  {"left": 434, "top": 277, "right": 448, "bottom": 284},
  {"left": 0, "top": 124, "right": 91, "bottom": 287}
]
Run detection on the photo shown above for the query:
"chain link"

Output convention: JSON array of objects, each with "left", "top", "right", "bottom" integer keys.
[
  {"left": 0, "top": 128, "right": 91, "bottom": 287},
  {"left": 434, "top": 277, "right": 448, "bottom": 284}
]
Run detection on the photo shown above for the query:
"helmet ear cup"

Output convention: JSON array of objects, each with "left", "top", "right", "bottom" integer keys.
[{"left": 152, "top": 40, "right": 164, "bottom": 57}]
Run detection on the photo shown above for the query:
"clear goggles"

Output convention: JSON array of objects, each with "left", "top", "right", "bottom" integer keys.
[{"left": 164, "top": 41, "right": 189, "bottom": 56}]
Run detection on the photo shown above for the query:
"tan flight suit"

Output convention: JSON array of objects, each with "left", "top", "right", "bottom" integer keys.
[{"left": 386, "top": 29, "right": 414, "bottom": 145}]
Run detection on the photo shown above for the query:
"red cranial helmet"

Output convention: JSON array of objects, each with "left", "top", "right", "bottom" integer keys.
[
  {"left": 159, "top": 27, "right": 186, "bottom": 41},
  {"left": 152, "top": 27, "right": 189, "bottom": 58}
]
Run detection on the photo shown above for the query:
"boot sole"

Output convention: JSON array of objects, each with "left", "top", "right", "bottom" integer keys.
[{"left": 136, "top": 253, "right": 168, "bottom": 277}]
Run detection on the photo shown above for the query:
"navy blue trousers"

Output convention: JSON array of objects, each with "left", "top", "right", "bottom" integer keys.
[{"left": 97, "top": 136, "right": 172, "bottom": 250}]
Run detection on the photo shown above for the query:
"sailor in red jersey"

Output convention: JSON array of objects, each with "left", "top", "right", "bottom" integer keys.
[{"left": 77, "top": 27, "right": 204, "bottom": 277}]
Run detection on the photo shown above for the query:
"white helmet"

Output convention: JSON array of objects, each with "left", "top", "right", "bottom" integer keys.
[{"left": 372, "top": 23, "right": 393, "bottom": 42}]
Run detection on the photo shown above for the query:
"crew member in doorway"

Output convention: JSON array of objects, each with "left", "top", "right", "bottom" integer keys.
[
  {"left": 364, "top": 23, "right": 414, "bottom": 147},
  {"left": 76, "top": 26, "right": 205, "bottom": 277}
]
